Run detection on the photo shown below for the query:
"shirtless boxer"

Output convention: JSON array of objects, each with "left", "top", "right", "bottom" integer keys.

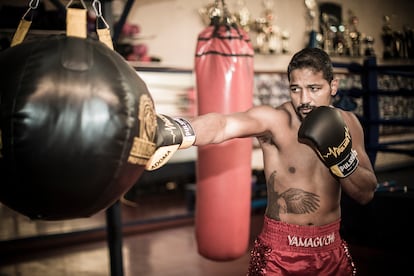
[{"left": 147, "top": 47, "right": 378, "bottom": 275}]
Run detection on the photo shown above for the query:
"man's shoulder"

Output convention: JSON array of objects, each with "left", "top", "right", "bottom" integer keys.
[
  {"left": 275, "top": 102, "right": 297, "bottom": 123},
  {"left": 336, "top": 108, "right": 361, "bottom": 126},
  {"left": 276, "top": 101, "right": 294, "bottom": 112},
  {"left": 251, "top": 102, "right": 295, "bottom": 123}
]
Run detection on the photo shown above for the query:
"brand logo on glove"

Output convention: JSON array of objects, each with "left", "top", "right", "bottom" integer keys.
[
  {"left": 160, "top": 116, "right": 178, "bottom": 144},
  {"left": 174, "top": 118, "right": 193, "bottom": 137},
  {"left": 150, "top": 149, "right": 173, "bottom": 170},
  {"left": 339, "top": 149, "right": 358, "bottom": 171},
  {"left": 322, "top": 127, "right": 351, "bottom": 159}
]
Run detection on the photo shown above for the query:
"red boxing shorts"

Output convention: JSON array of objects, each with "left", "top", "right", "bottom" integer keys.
[{"left": 247, "top": 216, "right": 356, "bottom": 276}]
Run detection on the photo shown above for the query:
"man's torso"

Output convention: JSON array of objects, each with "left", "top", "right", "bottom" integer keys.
[{"left": 257, "top": 103, "right": 341, "bottom": 226}]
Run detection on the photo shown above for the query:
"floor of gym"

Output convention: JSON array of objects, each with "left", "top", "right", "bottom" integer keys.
[{"left": 0, "top": 162, "right": 413, "bottom": 276}]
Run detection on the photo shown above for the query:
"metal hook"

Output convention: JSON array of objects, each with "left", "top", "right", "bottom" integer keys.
[
  {"left": 92, "top": 0, "right": 110, "bottom": 29},
  {"left": 92, "top": 0, "right": 102, "bottom": 17},
  {"left": 211, "top": 0, "right": 233, "bottom": 26},
  {"left": 22, "top": 0, "right": 39, "bottom": 19},
  {"left": 29, "top": 0, "right": 39, "bottom": 9}
]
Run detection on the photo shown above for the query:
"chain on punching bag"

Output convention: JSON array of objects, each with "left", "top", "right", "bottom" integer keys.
[
  {"left": 0, "top": 0, "right": 157, "bottom": 220},
  {"left": 194, "top": 0, "right": 255, "bottom": 261}
]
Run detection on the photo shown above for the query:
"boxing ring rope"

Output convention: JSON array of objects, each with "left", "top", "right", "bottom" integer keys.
[
  {"left": 333, "top": 57, "right": 414, "bottom": 166},
  {"left": 361, "top": 57, "right": 414, "bottom": 163}
]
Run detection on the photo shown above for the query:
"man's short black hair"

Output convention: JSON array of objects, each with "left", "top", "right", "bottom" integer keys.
[{"left": 287, "top": 48, "right": 334, "bottom": 83}]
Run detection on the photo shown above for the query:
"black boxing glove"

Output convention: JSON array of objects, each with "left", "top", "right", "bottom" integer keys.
[
  {"left": 145, "top": 114, "right": 196, "bottom": 171},
  {"left": 298, "top": 106, "right": 359, "bottom": 178}
]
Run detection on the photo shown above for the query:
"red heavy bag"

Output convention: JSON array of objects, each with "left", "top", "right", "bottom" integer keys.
[{"left": 194, "top": 4, "right": 255, "bottom": 261}]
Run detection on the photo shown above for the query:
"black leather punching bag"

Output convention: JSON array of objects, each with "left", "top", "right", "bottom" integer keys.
[{"left": 0, "top": 35, "right": 157, "bottom": 220}]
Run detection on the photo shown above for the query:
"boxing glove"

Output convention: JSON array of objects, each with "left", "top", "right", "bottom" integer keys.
[
  {"left": 298, "top": 106, "right": 359, "bottom": 178},
  {"left": 145, "top": 114, "right": 196, "bottom": 171}
]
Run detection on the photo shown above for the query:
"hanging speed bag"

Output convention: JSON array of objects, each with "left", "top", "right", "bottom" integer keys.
[
  {"left": 0, "top": 36, "right": 157, "bottom": 220},
  {"left": 194, "top": 24, "right": 254, "bottom": 261}
]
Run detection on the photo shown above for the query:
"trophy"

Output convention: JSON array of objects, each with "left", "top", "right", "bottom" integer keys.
[
  {"left": 347, "top": 11, "right": 361, "bottom": 57},
  {"left": 381, "top": 15, "right": 394, "bottom": 59},
  {"left": 363, "top": 36, "right": 375, "bottom": 57},
  {"left": 305, "top": 0, "right": 319, "bottom": 48}
]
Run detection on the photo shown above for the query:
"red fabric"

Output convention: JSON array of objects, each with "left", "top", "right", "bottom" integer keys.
[
  {"left": 194, "top": 25, "right": 254, "bottom": 261},
  {"left": 248, "top": 216, "right": 356, "bottom": 275},
  {"left": 195, "top": 25, "right": 254, "bottom": 114}
]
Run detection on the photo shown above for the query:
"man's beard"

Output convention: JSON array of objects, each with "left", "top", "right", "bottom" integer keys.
[{"left": 297, "top": 103, "right": 316, "bottom": 113}]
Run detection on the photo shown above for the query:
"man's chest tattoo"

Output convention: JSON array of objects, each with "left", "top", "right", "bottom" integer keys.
[{"left": 267, "top": 171, "right": 320, "bottom": 219}]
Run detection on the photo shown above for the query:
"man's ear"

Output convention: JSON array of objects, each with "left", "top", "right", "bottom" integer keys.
[{"left": 330, "top": 78, "right": 339, "bottom": 96}]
